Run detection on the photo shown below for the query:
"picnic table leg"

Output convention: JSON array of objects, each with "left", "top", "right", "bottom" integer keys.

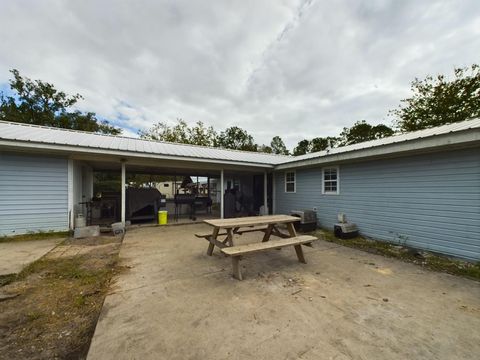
[
  {"left": 207, "top": 227, "right": 219, "bottom": 256},
  {"left": 287, "top": 221, "right": 313, "bottom": 247},
  {"left": 226, "top": 228, "right": 234, "bottom": 246},
  {"left": 294, "top": 245, "right": 306, "bottom": 264},
  {"left": 231, "top": 257, "right": 243, "bottom": 280},
  {"left": 286, "top": 223, "right": 297, "bottom": 237},
  {"left": 262, "top": 224, "right": 274, "bottom": 242}
]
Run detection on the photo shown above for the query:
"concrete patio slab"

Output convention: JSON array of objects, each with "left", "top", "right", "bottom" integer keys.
[
  {"left": 0, "top": 238, "right": 61, "bottom": 275},
  {"left": 87, "top": 225, "right": 480, "bottom": 360}
]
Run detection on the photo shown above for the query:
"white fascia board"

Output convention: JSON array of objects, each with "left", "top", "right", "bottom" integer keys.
[
  {"left": 274, "top": 130, "right": 480, "bottom": 170},
  {"left": 0, "top": 140, "right": 275, "bottom": 169}
]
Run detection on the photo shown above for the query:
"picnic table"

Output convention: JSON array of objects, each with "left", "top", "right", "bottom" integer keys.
[{"left": 196, "top": 215, "right": 319, "bottom": 280}]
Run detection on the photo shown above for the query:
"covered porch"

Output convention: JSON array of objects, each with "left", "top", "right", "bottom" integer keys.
[{"left": 68, "top": 153, "right": 276, "bottom": 230}]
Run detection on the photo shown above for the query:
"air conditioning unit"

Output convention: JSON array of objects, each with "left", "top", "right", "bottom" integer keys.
[
  {"left": 291, "top": 210, "right": 317, "bottom": 232},
  {"left": 334, "top": 213, "right": 359, "bottom": 239}
]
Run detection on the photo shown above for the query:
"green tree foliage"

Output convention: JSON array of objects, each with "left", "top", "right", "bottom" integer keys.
[
  {"left": 139, "top": 119, "right": 216, "bottom": 146},
  {"left": 293, "top": 121, "right": 393, "bottom": 155},
  {"left": 338, "top": 120, "right": 394, "bottom": 146},
  {"left": 257, "top": 144, "right": 273, "bottom": 153},
  {"left": 140, "top": 120, "right": 259, "bottom": 151},
  {"left": 310, "top": 136, "right": 339, "bottom": 152},
  {"left": 292, "top": 139, "right": 311, "bottom": 156},
  {"left": 392, "top": 64, "right": 480, "bottom": 132},
  {"left": 0, "top": 69, "right": 120, "bottom": 134},
  {"left": 188, "top": 121, "right": 217, "bottom": 146},
  {"left": 270, "top": 135, "right": 289, "bottom": 155},
  {"left": 215, "top": 126, "right": 258, "bottom": 151}
]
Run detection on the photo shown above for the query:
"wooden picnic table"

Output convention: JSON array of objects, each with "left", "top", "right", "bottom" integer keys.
[
  {"left": 199, "top": 215, "right": 320, "bottom": 280},
  {"left": 202, "top": 215, "right": 301, "bottom": 256}
]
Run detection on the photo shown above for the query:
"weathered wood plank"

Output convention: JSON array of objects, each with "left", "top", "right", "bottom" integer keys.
[
  {"left": 221, "top": 235, "right": 318, "bottom": 256},
  {"left": 209, "top": 237, "right": 228, "bottom": 249},
  {"left": 294, "top": 245, "right": 306, "bottom": 263},
  {"left": 234, "top": 225, "right": 269, "bottom": 234},
  {"left": 195, "top": 231, "right": 228, "bottom": 238},
  {"left": 232, "top": 257, "right": 242, "bottom": 280},
  {"left": 226, "top": 228, "right": 234, "bottom": 246},
  {"left": 286, "top": 222, "right": 297, "bottom": 237},
  {"left": 207, "top": 227, "right": 219, "bottom": 256},
  {"left": 262, "top": 224, "right": 274, "bottom": 242},
  {"left": 204, "top": 215, "right": 300, "bottom": 228}
]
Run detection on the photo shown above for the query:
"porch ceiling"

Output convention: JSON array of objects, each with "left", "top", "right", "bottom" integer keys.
[{"left": 80, "top": 158, "right": 268, "bottom": 177}]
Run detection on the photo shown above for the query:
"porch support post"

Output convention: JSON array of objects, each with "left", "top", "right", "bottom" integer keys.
[
  {"left": 264, "top": 171, "right": 268, "bottom": 215},
  {"left": 220, "top": 169, "right": 224, "bottom": 219},
  {"left": 121, "top": 161, "right": 126, "bottom": 225},
  {"left": 272, "top": 172, "right": 276, "bottom": 214},
  {"left": 67, "top": 158, "right": 74, "bottom": 230}
]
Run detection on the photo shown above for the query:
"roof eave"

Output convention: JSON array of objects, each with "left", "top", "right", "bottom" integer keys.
[
  {"left": 0, "top": 140, "right": 276, "bottom": 169},
  {"left": 274, "top": 128, "right": 480, "bottom": 170}
]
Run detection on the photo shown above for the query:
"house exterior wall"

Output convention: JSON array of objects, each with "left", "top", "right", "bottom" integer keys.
[
  {"left": 274, "top": 148, "right": 480, "bottom": 261},
  {"left": 0, "top": 152, "right": 69, "bottom": 235}
]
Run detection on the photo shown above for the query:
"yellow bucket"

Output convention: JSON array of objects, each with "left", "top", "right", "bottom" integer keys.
[{"left": 158, "top": 210, "right": 168, "bottom": 225}]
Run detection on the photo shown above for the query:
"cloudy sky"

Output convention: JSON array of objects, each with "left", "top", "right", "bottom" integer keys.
[{"left": 1, "top": 0, "right": 479, "bottom": 148}]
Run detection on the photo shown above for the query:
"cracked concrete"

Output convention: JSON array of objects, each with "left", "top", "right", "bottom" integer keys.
[{"left": 87, "top": 224, "right": 480, "bottom": 360}]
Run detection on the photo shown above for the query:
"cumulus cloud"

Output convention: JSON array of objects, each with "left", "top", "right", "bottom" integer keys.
[{"left": 0, "top": 0, "right": 479, "bottom": 148}]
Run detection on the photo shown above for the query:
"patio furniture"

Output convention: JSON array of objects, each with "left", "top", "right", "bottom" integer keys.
[
  {"left": 222, "top": 235, "right": 318, "bottom": 280},
  {"left": 200, "top": 215, "right": 321, "bottom": 280}
]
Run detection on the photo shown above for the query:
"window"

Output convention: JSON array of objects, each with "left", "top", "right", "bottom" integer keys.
[
  {"left": 322, "top": 167, "right": 339, "bottom": 194},
  {"left": 285, "top": 171, "right": 296, "bottom": 193}
]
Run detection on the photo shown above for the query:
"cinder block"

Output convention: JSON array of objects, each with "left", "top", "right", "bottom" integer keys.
[{"left": 74, "top": 225, "right": 100, "bottom": 239}]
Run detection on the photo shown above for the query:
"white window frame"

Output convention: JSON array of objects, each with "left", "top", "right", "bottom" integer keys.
[
  {"left": 322, "top": 166, "right": 340, "bottom": 195},
  {"left": 285, "top": 171, "right": 296, "bottom": 193}
]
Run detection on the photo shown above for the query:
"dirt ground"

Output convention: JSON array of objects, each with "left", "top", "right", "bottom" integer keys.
[
  {"left": 0, "top": 235, "right": 122, "bottom": 360},
  {"left": 87, "top": 224, "right": 480, "bottom": 360}
]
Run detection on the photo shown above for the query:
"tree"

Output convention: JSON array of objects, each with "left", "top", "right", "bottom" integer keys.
[
  {"left": 310, "top": 136, "right": 339, "bottom": 152},
  {"left": 187, "top": 121, "right": 217, "bottom": 146},
  {"left": 392, "top": 64, "right": 480, "bottom": 132},
  {"left": 270, "top": 136, "right": 289, "bottom": 155},
  {"left": 139, "top": 119, "right": 217, "bottom": 146},
  {"left": 292, "top": 139, "right": 311, "bottom": 156},
  {"left": 0, "top": 69, "right": 120, "bottom": 134},
  {"left": 215, "top": 126, "right": 258, "bottom": 151},
  {"left": 257, "top": 144, "right": 273, "bottom": 153},
  {"left": 338, "top": 120, "right": 394, "bottom": 146},
  {"left": 138, "top": 119, "right": 189, "bottom": 143}
]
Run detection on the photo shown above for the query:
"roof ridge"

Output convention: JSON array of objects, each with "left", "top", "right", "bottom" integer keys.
[{"left": 0, "top": 120, "right": 292, "bottom": 158}]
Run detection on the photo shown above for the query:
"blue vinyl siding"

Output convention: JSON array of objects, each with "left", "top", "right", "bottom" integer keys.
[
  {"left": 275, "top": 148, "right": 480, "bottom": 261},
  {"left": 0, "top": 153, "right": 68, "bottom": 235}
]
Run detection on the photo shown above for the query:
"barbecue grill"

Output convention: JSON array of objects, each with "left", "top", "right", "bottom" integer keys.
[{"left": 174, "top": 194, "right": 196, "bottom": 221}]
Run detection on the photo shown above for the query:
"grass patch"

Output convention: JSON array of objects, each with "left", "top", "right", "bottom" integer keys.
[
  {"left": 0, "top": 273, "right": 17, "bottom": 287},
  {"left": 0, "top": 237, "right": 122, "bottom": 359},
  {"left": 18, "top": 256, "right": 113, "bottom": 285},
  {"left": 316, "top": 230, "right": 480, "bottom": 281},
  {"left": 0, "top": 230, "right": 70, "bottom": 243},
  {"left": 26, "top": 311, "right": 43, "bottom": 322}
]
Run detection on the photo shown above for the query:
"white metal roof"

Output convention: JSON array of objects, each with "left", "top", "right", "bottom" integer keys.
[
  {"left": 0, "top": 121, "right": 290, "bottom": 166},
  {"left": 278, "top": 118, "right": 480, "bottom": 167},
  {"left": 0, "top": 118, "right": 479, "bottom": 168}
]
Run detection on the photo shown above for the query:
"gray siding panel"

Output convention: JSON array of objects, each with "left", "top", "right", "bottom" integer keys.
[
  {"left": 0, "top": 153, "right": 68, "bottom": 235},
  {"left": 275, "top": 148, "right": 480, "bottom": 261}
]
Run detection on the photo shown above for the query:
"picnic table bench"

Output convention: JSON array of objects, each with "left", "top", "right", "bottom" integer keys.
[
  {"left": 198, "top": 215, "right": 321, "bottom": 280},
  {"left": 221, "top": 235, "right": 318, "bottom": 280}
]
